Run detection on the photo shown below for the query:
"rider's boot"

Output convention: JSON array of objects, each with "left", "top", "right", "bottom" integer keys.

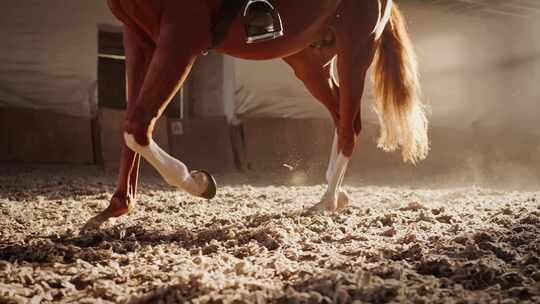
[{"left": 244, "top": 0, "right": 284, "bottom": 44}]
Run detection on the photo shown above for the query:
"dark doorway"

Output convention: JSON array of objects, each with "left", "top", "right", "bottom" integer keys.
[{"left": 97, "top": 25, "right": 184, "bottom": 117}]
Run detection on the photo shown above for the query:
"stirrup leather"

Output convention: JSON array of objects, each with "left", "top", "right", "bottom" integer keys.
[{"left": 243, "top": 0, "right": 284, "bottom": 44}]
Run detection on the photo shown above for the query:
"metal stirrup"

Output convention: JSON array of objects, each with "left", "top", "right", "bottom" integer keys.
[{"left": 243, "top": 0, "right": 284, "bottom": 44}]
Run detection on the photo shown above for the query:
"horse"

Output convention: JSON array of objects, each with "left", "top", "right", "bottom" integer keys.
[{"left": 82, "top": 0, "right": 429, "bottom": 231}]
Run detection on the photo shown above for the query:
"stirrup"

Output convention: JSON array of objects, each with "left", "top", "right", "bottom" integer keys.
[{"left": 243, "top": 0, "right": 284, "bottom": 44}]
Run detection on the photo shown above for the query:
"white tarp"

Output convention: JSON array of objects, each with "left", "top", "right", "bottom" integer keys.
[{"left": 0, "top": 1, "right": 118, "bottom": 117}]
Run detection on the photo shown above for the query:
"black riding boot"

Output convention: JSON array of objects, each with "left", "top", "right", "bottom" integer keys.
[{"left": 244, "top": 0, "right": 284, "bottom": 44}]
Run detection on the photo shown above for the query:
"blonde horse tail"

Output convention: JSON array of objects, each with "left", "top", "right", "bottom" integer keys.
[{"left": 372, "top": 4, "right": 429, "bottom": 164}]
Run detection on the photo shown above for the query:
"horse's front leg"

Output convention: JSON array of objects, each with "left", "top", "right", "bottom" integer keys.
[
  {"left": 82, "top": 27, "right": 153, "bottom": 232},
  {"left": 124, "top": 25, "right": 217, "bottom": 202}
]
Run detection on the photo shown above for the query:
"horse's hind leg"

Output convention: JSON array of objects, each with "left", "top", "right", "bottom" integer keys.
[
  {"left": 312, "top": 0, "right": 380, "bottom": 211},
  {"left": 284, "top": 48, "right": 349, "bottom": 211},
  {"left": 123, "top": 27, "right": 217, "bottom": 200},
  {"left": 82, "top": 27, "right": 154, "bottom": 232},
  {"left": 284, "top": 48, "right": 339, "bottom": 124},
  {"left": 291, "top": 1, "right": 379, "bottom": 212}
]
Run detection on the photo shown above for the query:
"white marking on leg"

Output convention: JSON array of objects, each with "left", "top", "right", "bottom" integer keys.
[
  {"left": 313, "top": 151, "right": 350, "bottom": 212},
  {"left": 326, "top": 131, "right": 338, "bottom": 183},
  {"left": 326, "top": 153, "right": 349, "bottom": 200},
  {"left": 124, "top": 133, "right": 206, "bottom": 196}
]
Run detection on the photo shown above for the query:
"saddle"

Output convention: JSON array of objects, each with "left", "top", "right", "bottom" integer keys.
[{"left": 210, "top": 0, "right": 284, "bottom": 49}]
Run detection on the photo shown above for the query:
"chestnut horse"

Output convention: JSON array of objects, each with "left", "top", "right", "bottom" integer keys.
[{"left": 83, "top": 0, "right": 429, "bottom": 231}]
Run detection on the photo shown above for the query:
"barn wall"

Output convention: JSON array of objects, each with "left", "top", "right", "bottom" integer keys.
[
  {"left": 0, "top": 108, "right": 94, "bottom": 163},
  {"left": 0, "top": 1, "right": 119, "bottom": 118},
  {"left": 190, "top": 53, "right": 236, "bottom": 120},
  {"left": 407, "top": 7, "right": 540, "bottom": 130},
  {"left": 405, "top": 8, "right": 540, "bottom": 185}
]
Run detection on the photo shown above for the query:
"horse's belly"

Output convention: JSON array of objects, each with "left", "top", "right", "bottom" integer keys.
[{"left": 217, "top": 0, "right": 340, "bottom": 60}]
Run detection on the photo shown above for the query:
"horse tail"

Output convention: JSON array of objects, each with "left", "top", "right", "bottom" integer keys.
[{"left": 372, "top": 4, "right": 429, "bottom": 164}]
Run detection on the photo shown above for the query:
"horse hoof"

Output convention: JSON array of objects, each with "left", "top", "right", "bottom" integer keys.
[
  {"left": 80, "top": 217, "right": 103, "bottom": 234},
  {"left": 337, "top": 190, "right": 350, "bottom": 210},
  {"left": 308, "top": 190, "right": 352, "bottom": 214},
  {"left": 308, "top": 196, "right": 337, "bottom": 214},
  {"left": 307, "top": 202, "right": 329, "bottom": 214},
  {"left": 193, "top": 170, "right": 217, "bottom": 200}
]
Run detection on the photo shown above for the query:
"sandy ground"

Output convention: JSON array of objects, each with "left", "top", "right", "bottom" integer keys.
[{"left": 1, "top": 166, "right": 540, "bottom": 303}]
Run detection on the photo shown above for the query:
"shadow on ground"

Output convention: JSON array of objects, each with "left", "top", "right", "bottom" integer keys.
[
  {"left": 3, "top": 207, "right": 538, "bottom": 303},
  {"left": 123, "top": 209, "right": 540, "bottom": 303}
]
